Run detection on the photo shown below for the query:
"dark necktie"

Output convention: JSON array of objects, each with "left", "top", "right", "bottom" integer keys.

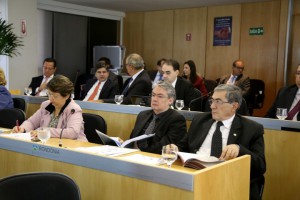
[
  {"left": 211, "top": 121, "right": 223, "bottom": 157},
  {"left": 122, "top": 78, "right": 133, "bottom": 95},
  {"left": 137, "top": 115, "right": 158, "bottom": 149},
  {"left": 158, "top": 73, "right": 163, "bottom": 81},
  {"left": 287, "top": 99, "right": 300, "bottom": 120}
]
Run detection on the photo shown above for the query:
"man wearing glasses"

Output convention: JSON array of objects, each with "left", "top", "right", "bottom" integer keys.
[
  {"left": 28, "top": 58, "right": 57, "bottom": 96},
  {"left": 176, "top": 84, "right": 266, "bottom": 200},
  {"left": 219, "top": 59, "right": 250, "bottom": 100},
  {"left": 265, "top": 64, "right": 300, "bottom": 121}
]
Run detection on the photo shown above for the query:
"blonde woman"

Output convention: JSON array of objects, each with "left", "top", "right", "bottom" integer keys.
[{"left": 0, "top": 68, "right": 13, "bottom": 110}]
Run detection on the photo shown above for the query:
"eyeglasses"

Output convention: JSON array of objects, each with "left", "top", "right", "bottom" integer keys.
[
  {"left": 47, "top": 91, "right": 61, "bottom": 99},
  {"left": 43, "top": 67, "right": 55, "bottom": 71},
  {"left": 208, "top": 98, "right": 231, "bottom": 105},
  {"left": 234, "top": 66, "right": 244, "bottom": 71},
  {"left": 151, "top": 93, "right": 169, "bottom": 99}
]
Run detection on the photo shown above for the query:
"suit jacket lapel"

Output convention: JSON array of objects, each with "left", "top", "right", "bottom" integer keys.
[
  {"left": 195, "top": 118, "right": 214, "bottom": 148},
  {"left": 227, "top": 116, "right": 241, "bottom": 145},
  {"left": 132, "top": 111, "right": 152, "bottom": 137}
]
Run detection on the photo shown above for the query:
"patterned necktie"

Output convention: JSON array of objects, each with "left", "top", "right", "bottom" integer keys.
[
  {"left": 137, "top": 115, "right": 158, "bottom": 149},
  {"left": 211, "top": 121, "right": 223, "bottom": 157},
  {"left": 287, "top": 99, "right": 300, "bottom": 120},
  {"left": 122, "top": 78, "right": 133, "bottom": 95},
  {"left": 88, "top": 82, "right": 101, "bottom": 101}
]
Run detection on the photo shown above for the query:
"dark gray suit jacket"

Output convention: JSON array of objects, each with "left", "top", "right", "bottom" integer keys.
[
  {"left": 130, "top": 109, "right": 186, "bottom": 154},
  {"left": 219, "top": 73, "right": 250, "bottom": 98}
]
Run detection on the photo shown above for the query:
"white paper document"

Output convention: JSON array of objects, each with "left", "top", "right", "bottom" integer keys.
[
  {"left": 0, "top": 132, "right": 31, "bottom": 141},
  {"left": 75, "top": 145, "right": 138, "bottom": 157},
  {"left": 121, "top": 154, "right": 165, "bottom": 165}
]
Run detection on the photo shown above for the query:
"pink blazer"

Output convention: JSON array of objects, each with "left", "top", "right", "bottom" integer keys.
[{"left": 21, "top": 100, "right": 87, "bottom": 141}]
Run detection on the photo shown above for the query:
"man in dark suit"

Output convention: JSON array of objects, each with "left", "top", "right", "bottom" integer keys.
[
  {"left": 219, "top": 59, "right": 250, "bottom": 100},
  {"left": 148, "top": 58, "right": 166, "bottom": 84},
  {"left": 28, "top": 58, "right": 56, "bottom": 96},
  {"left": 265, "top": 64, "right": 300, "bottom": 121},
  {"left": 161, "top": 59, "right": 197, "bottom": 110},
  {"left": 129, "top": 81, "right": 186, "bottom": 154},
  {"left": 176, "top": 84, "right": 266, "bottom": 200},
  {"left": 80, "top": 64, "right": 118, "bottom": 102},
  {"left": 121, "top": 53, "right": 152, "bottom": 104}
]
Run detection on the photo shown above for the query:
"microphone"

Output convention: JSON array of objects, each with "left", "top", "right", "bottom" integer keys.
[
  {"left": 188, "top": 92, "right": 212, "bottom": 111},
  {"left": 59, "top": 109, "right": 75, "bottom": 147}
]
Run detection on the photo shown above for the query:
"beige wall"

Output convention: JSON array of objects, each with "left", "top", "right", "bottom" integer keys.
[
  {"left": 8, "top": 0, "right": 38, "bottom": 92},
  {"left": 123, "top": 0, "right": 292, "bottom": 116}
]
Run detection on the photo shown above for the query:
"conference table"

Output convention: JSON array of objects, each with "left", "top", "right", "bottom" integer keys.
[
  {"left": 8, "top": 95, "right": 300, "bottom": 200},
  {"left": 0, "top": 132, "right": 250, "bottom": 200}
]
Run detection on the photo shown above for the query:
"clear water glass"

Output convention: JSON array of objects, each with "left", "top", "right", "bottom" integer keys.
[
  {"left": 276, "top": 108, "right": 287, "bottom": 120},
  {"left": 37, "top": 127, "right": 51, "bottom": 144},
  {"left": 162, "top": 145, "right": 178, "bottom": 168},
  {"left": 115, "top": 95, "right": 124, "bottom": 105},
  {"left": 25, "top": 87, "right": 32, "bottom": 96},
  {"left": 175, "top": 100, "right": 184, "bottom": 110}
]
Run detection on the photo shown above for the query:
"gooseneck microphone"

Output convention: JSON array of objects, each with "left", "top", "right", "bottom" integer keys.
[
  {"left": 59, "top": 109, "right": 75, "bottom": 147},
  {"left": 188, "top": 92, "right": 212, "bottom": 111}
]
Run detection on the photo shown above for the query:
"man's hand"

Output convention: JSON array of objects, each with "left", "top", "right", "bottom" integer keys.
[{"left": 219, "top": 144, "right": 239, "bottom": 160}]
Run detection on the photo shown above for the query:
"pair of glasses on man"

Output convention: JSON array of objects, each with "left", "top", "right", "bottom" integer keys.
[{"left": 208, "top": 98, "right": 232, "bottom": 105}]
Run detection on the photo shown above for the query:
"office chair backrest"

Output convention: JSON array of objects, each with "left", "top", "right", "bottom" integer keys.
[
  {"left": 189, "top": 88, "right": 203, "bottom": 111},
  {"left": 0, "top": 172, "right": 81, "bottom": 200},
  {"left": 82, "top": 113, "right": 107, "bottom": 144},
  {"left": 12, "top": 97, "right": 26, "bottom": 112},
  {"left": 248, "top": 79, "right": 265, "bottom": 109},
  {"left": 0, "top": 108, "right": 26, "bottom": 129},
  {"left": 204, "top": 79, "right": 218, "bottom": 94}
]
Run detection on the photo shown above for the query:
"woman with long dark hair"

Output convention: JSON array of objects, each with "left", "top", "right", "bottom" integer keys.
[{"left": 182, "top": 60, "right": 208, "bottom": 95}]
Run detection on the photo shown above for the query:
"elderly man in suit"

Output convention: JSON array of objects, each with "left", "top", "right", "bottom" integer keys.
[
  {"left": 219, "top": 59, "right": 250, "bottom": 100},
  {"left": 265, "top": 64, "right": 300, "bottom": 121},
  {"left": 161, "top": 59, "right": 197, "bottom": 110},
  {"left": 129, "top": 81, "right": 186, "bottom": 154},
  {"left": 80, "top": 64, "right": 119, "bottom": 102},
  {"left": 175, "top": 84, "right": 266, "bottom": 200},
  {"left": 28, "top": 58, "right": 57, "bottom": 96},
  {"left": 121, "top": 53, "right": 152, "bottom": 104}
]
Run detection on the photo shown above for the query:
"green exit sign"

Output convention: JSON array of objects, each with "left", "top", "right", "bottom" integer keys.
[{"left": 249, "top": 27, "right": 264, "bottom": 35}]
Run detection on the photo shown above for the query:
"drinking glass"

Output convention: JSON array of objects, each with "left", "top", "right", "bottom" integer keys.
[
  {"left": 162, "top": 145, "right": 178, "bottom": 168},
  {"left": 115, "top": 95, "right": 124, "bottom": 105},
  {"left": 276, "top": 108, "right": 288, "bottom": 120},
  {"left": 25, "top": 87, "right": 32, "bottom": 96},
  {"left": 37, "top": 127, "right": 51, "bottom": 144},
  {"left": 175, "top": 100, "right": 184, "bottom": 110}
]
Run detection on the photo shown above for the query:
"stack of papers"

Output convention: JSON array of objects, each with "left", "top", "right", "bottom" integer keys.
[{"left": 0, "top": 132, "right": 31, "bottom": 141}]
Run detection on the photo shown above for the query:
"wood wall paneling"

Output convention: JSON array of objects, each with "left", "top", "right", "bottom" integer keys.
[
  {"left": 205, "top": 4, "right": 241, "bottom": 80},
  {"left": 143, "top": 10, "right": 174, "bottom": 70},
  {"left": 173, "top": 8, "right": 207, "bottom": 75},
  {"left": 240, "top": 1, "right": 281, "bottom": 116},
  {"left": 289, "top": 14, "right": 300, "bottom": 83}
]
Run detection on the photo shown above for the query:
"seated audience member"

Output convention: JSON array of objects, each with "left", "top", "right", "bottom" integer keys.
[
  {"left": 13, "top": 75, "right": 87, "bottom": 141},
  {"left": 265, "top": 64, "right": 300, "bottom": 121},
  {"left": 121, "top": 53, "right": 152, "bottom": 104},
  {"left": 0, "top": 68, "right": 13, "bottom": 110},
  {"left": 28, "top": 58, "right": 57, "bottom": 96},
  {"left": 128, "top": 81, "right": 186, "bottom": 154},
  {"left": 162, "top": 59, "right": 197, "bottom": 110},
  {"left": 175, "top": 84, "right": 266, "bottom": 200},
  {"left": 182, "top": 60, "right": 208, "bottom": 96},
  {"left": 80, "top": 64, "right": 118, "bottom": 102},
  {"left": 219, "top": 59, "right": 250, "bottom": 100},
  {"left": 148, "top": 58, "right": 166, "bottom": 84}
]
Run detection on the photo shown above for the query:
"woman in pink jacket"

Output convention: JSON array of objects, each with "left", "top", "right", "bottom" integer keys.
[{"left": 13, "top": 75, "right": 87, "bottom": 141}]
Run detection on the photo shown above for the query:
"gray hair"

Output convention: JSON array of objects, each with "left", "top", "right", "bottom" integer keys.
[
  {"left": 214, "top": 84, "right": 242, "bottom": 105},
  {"left": 126, "top": 53, "right": 144, "bottom": 70},
  {"left": 153, "top": 81, "right": 176, "bottom": 101}
]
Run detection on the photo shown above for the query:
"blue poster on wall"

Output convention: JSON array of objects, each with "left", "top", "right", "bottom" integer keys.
[{"left": 213, "top": 16, "right": 232, "bottom": 46}]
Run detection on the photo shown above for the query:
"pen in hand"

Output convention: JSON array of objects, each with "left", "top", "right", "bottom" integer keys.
[{"left": 16, "top": 120, "right": 20, "bottom": 132}]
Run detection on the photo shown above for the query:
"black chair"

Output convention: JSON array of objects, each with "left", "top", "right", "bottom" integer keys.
[
  {"left": 189, "top": 88, "right": 205, "bottom": 111},
  {"left": 12, "top": 97, "right": 26, "bottom": 112},
  {"left": 0, "top": 172, "right": 81, "bottom": 200},
  {"left": 248, "top": 79, "right": 265, "bottom": 115},
  {"left": 204, "top": 79, "right": 218, "bottom": 94},
  {"left": 0, "top": 108, "right": 26, "bottom": 128},
  {"left": 82, "top": 113, "right": 107, "bottom": 144}
]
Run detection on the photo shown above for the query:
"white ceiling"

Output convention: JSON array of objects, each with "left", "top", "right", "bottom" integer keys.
[{"left": 52, "top": 0, "right": 271, "bottom": 12}]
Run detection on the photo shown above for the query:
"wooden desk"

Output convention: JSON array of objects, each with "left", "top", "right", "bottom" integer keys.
[{"left": 0, "top": 136, "right": 250, "bottom": 200}]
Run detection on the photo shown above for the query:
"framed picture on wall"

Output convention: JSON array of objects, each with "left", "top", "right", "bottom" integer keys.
[{"left": 213, "top": 16, "right": 232, "bottom": 46}]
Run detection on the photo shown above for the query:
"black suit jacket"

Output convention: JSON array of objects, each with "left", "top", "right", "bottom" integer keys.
[
  {"left": 175, "top": 77, "right": 197, "bottom": 110},
  {"left": 178, "top": 112, "right": 266, "bottom": 200},
  {"left": 219, "top": 73, "right": 250, "bottom": 99},
  {"left": 265, "top": 84, "right": 300, "bottom": 120},
  {"left": 28, "top": 75, "right": 44, "bottom": 96},
  {"left": 130, "top": 109, "right": 186, "bottom": 154},
  {"left": 122, "top": 70, "right": 152, "bottom": 104},
  {"left": 81, "top": 78, "right": 118, "bottom": 101}
]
